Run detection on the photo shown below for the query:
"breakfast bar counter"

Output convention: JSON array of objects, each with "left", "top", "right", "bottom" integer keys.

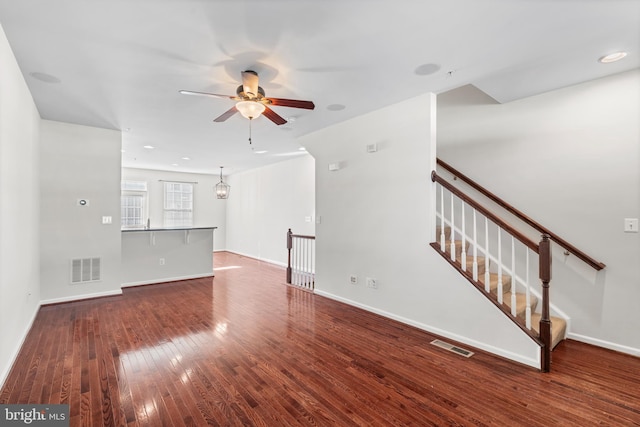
[{"left": 121, "top": 227, "right": 217, "bottom": 287}]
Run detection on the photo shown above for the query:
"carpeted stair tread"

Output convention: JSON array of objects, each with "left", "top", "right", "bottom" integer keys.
[
  {"left": 444, "top": 240, "right": 469, "bottom": 258},
  {"left": 478, "top": 272, "right": 512, "bottom": 294},
  {"left": 458, "top": 255, "right": 487, "bottom": 276},
  {"left": 503, "top": 292, "right": 539, "bottom": 319},
  {"left": 530, "top": 313, "right": 567, "bottom": 350}
]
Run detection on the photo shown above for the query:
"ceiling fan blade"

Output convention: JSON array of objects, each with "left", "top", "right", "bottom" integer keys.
[
  {"left": 262, "top": 106, "right": 287, "bottom": 125},
  {"left": 267, "top": 98, "right": 315, "bottom": 110},
  {"left": 241, "top": 71, "right": 259, "bottom": 98},
  {"left": 179, "top": 90, "right": 236, "bottom": 100},
  {"left": 213, "top": 106, "right": 238, "bottom": 122}
]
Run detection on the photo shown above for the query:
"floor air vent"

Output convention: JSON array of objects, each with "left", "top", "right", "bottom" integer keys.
[
  {"left": 71, "top": 257, "right": 101, "bottom": 284},
  {"left": 430, "top": 339, "right": 474, "bottom": 358}
]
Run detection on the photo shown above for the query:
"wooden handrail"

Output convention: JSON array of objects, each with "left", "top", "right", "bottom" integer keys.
[
  {"left": 432, "top": 171, "right": 539, "bottom": 253},
  {"left": 290, "top": 234, "right": 316, "bottom": 240},
  {"left": 436, "top": 158, "right": 606, "bottom": 271}
]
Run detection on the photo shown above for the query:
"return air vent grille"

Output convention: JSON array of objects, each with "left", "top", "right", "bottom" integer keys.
[
  {"left": 71, "top": 257, "right": 101, "bottom": 284},
  {"left": 430, "top": 339, "right": 474, "bottom": 358}
]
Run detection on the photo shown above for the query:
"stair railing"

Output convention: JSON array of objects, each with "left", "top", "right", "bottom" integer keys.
[
  {"left": 431, "top": 170, "right": 553, "bottom": 371},
  {"left": 286, "top": 229, "right": 315, "bottom": 291},
  {"left": 437, "top": 158, "right": 606, "bottom": 271}
]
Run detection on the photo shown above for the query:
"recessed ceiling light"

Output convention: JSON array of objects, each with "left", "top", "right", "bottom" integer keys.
[
  {"left": 253, "top": 150, "right": 268, "bottom": 154},
  {"left": 599, "top": 51, "right": 627, "bottom": 63},
  {"left": 171, "top": 163, "right": 179, "bottom": 166},
  {"left": 143, "top": 145, "right": 154, "bottom": 149},
  {"left": 414, "top": 63, "right": 441, "bottom": 76},
  {"left": 298, "top": 147, "right": 307, "bottom": 151},
  {"left": 181, "top": 157, "right": 190, "bottom": 160},
  {"left": 327, "top": 104, "right": 346, "bottom": 111}
]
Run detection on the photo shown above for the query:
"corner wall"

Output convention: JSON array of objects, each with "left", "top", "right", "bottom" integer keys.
[
  {"left": 438, "top": 70, "right": 640, "bottom": 355},
  {"left": 0, "top": 23, "right": 41, "bottom": 387},
  {"left": 39, "top": 120, "right": 122, "bottom": 304},
  {"left": 225, "top": 154, "right": 315, "bottom": 266},
  {"left": 301, "top": 93, "right": 540, "bottom": 367}
]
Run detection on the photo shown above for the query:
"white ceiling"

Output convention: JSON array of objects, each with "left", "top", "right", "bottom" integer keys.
[{"left": 0, "top": 0, "right": 638, "bottom": 176}]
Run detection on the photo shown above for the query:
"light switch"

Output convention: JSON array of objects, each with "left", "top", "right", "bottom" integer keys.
[
  {"left": 102, "top": 216, "right": 112, "bottom": 224},
  {"left": 624, "top": 218, "right": 638, "bottom": 233}
]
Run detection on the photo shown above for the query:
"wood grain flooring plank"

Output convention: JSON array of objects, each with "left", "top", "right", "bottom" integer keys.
[{"left": 2, "top": 251, "right": 640, "bottom": 426}]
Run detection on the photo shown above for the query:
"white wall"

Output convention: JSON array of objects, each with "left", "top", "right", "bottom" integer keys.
[
  {"left": 121, "top": 168, "right": 227, "bottom": 250},
  {"left": 301, "top": 93, "right": 540, "bottom": 367},
  {"left": 225, "top": 154, "right": 315, "bottom": 266},
  {"left": 438, "top": 70, "right": 640, "bottom": 355},
  {"left": 39, "top": 120, "right": 123, "bottom": 304},
  {"left": 0, "top": 23, "right": 41, "bottom": 387}
]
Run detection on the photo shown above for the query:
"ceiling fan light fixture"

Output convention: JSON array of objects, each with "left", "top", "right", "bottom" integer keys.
[{"left": 236, "top": 101, "right": 266, "bottom": 119}]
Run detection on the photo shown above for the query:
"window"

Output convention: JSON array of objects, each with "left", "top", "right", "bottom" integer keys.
[
  {"left": 163, "top": 182, "right": 193, "bottom": 227},
  {"left": 121, "top": 181, "right": 147, "bottom": 228}
]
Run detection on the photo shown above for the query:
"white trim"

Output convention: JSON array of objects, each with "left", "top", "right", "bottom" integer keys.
[
  {"left": 314, "top": 289, "right": 540, "bottom": 369},
  {"left": 0, "top": 304, "right": 40, "bottom": 389},
  {"left": 567, "top": 332, "right": 640, "bottom": 357},
  {"left": 40, "top": 289, "right": 123, "bottom": 306},
  {"left": 120, "top": 272, "right": 215, "bottom": 288},
  {"left": 223, "top": 250, "right": 287, "bottom": 268}
]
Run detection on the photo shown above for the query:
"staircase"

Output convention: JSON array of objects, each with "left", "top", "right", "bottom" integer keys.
[{"left": 437, "top": 225, "right": 567, "bottom": 350}]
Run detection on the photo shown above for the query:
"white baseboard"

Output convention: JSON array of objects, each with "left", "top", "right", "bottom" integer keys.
[
  {"left": 121, "top": 272, "right": 215, "bottom": 288},
  {"left": 0, "top": 303, "right": 40, "bottom": 389},
  {"left": 223, "top": 250, "right": 287, "bottom": 268},
  {"left": 567, "top": 332, "right": 640, "bottom": 357},
  {"left": 314, "top": 290, "right": 540, "bottom": 369},
  {"left": 40, "top": 289, "right": 123, "bottom": 305}
]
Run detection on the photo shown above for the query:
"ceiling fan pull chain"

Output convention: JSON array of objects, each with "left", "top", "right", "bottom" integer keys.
[{"left": 248, "top": 117, "right": 253, "bottom": 145}]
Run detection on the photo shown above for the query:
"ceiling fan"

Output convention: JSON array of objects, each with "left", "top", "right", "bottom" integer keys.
[{"left": 180, "top": 70, "right": 315, "bottom": 125}]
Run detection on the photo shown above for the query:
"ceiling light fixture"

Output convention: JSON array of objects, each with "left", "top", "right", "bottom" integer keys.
[
  {"left": 235, "top": 101, "right": 265, "bottom": 120},
  {"left": 215, "top": 166, "right": 230, "bottom": 199},
  {"left": 599, "top": 51, "right": 627, "bottom": 63}
]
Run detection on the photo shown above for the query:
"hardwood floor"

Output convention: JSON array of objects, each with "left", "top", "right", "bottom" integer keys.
[{"left": 2, "top": 251, "right": 639, "bottom": 426}]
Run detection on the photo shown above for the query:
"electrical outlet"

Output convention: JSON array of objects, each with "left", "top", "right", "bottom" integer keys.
[
  {"left": 349, "top": 275, "right": 358, "bottom": 285},
  {"left": 366, "top": 278, "right": 377, "bottom": 289},
  {"left": 159, "top": 258, "right": 165, "bottom": 265}
]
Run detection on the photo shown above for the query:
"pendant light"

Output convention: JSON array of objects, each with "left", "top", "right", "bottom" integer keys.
[{"left": 215, "top": 166, "right": 230, "bottom": 199}]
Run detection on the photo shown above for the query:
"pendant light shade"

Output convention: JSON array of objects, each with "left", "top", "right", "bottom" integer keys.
[{"left": 215, "top": 166, "right": 230, "bottom": 199}]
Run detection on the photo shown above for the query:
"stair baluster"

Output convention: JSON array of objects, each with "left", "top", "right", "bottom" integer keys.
[
  {"left": 510, "top": 236, "right": 517, "bottom": 317},
  {"left": 440, "top": 186, "right": 446, "bottom": 251},
  {"left": 497, "top": 228, "right": 503, "bottom": 304},
  {"left": 461, "top": 201, "right": 467, "bottom": 272},
  {"left": 472, "top": 209, "right": 478, "bottom": 281},
  {"left": 525, "top": 250, "right": 532, "bottom": 329},
  {"left": 484, "top": 217, "right": 490, "bottom": 293},
  {"left": 450, "top": 192, "right": 456, "bottom": 262}
]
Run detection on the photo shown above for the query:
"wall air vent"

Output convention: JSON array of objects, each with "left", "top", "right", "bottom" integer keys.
[
  {"left": 430, "top": 339, "right": 474, "bottom": 358},
  {"left": 71, "top": 257, "right": 101, "bottom": 284}
]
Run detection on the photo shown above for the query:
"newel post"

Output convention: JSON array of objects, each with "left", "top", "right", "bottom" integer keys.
[
  {"left": 286, "top": 229, "right": 293, "bottom": 284},
  {"left": 539, "top": 234, "right": 552, "bottom": 372}
]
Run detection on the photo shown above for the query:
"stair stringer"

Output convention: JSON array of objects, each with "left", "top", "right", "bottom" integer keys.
[{"left": 431, "top": 242, "right": 544, "bottom": 346}]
